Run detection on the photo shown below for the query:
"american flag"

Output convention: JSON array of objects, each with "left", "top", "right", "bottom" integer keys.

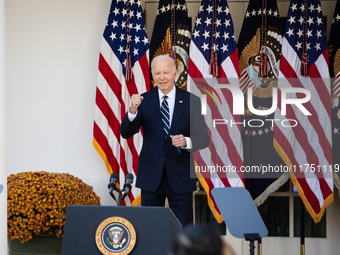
[
  {"left": 93, "top": 0, "right": 150, "bottom": 206},
  {"left": 188, "top": 0, "right": 244, "bottom": 223},
  {"left": 273, "top": 0, "right": 333, "bottom": 223}
]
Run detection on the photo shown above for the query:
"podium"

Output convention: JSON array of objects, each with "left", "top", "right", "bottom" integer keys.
[{"left": 62, "top": 205, "right": 182, "bottom": 255}]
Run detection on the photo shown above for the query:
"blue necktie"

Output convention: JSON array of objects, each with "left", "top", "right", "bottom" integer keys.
[{"left": 161, "top": 95, "right": 170, "bottom": 139}]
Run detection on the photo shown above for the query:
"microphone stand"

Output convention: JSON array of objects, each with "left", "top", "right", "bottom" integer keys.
[
  {"left": 117, "top": 193, "right": 124, "bottom": 206},
  {"left": 109, "top": 186, "right": 131, "bottom": 206},
  {"left": 117, "top": 190, "right": 130, "bottom": 206},
  {"left": 109, "top": 189, "right": 120, "bottom": 206}
]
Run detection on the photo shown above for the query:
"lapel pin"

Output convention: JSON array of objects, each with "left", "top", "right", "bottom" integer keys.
[{"left": 179, "top": 100, "right": 183, "bottom": 103}]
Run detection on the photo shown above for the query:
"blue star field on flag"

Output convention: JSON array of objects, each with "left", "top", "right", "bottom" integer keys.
[
  {"left": 191, "top": 0, "right": 237, "bottom": 66},
  {"left": 103, "top": 0, "right": 149, "bottom": 76},
  {"left": 284, "top": 1, "right": 326, "bottom": 66}
]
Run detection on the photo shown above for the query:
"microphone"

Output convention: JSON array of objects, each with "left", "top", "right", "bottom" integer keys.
[
  {"left": 174, "top": 147, "right": 181, "bottom": 155},
  {"left": 108, "top": 172, "right": 119, "bottom": 193},
  {"left": 122, "top": 173, "right": 134, "bottom": 194},
  {"left": 108, "top": 172, "right": 120, "bottom": 205},
  {"left": 118, "top": 174, "right": 134, "bottom": 205},
  {"left": 170, "top": 135, "right": 182, "bottom": 155}
]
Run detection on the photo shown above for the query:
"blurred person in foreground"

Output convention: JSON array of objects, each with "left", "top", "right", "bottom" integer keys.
[{"left": 170, "top": 224, "right": 236, "bottom": 255}]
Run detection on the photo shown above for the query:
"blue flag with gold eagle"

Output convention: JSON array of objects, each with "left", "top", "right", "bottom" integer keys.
[
  {"left": 329, "top": 0, "right": 340, "bottom": 194},
  {"left": 149, "top": 0, "right": 191, "bottom": 90},
  {"left": 238, "top": 0, "right": 289, "bottom": 205}
]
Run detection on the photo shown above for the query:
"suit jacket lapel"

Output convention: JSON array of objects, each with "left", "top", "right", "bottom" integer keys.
[{"left": 170, "top": 87, "right": 185, "bottom": 134}]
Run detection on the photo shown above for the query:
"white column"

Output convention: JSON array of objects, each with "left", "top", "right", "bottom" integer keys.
[{"left": 0, "top": 0, "right": 7, "bottom": 253}]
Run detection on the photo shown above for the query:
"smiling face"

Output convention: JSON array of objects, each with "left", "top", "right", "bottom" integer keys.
[{"left": 151, "top": 57, "right": 177, "bottom": 95}]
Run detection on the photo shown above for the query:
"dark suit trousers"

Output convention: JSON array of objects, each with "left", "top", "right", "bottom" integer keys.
[{"left": 141, "top": 169, "right": 193, "bottom": 227}]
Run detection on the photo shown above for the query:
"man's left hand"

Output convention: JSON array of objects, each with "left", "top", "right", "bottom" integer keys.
[{"left": 170, "top": 135, "right": 186, "bottom": 148}]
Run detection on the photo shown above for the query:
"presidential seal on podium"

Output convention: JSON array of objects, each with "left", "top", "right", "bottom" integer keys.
[{"left": 95, "top": 216, "right": 136, "bottom": 255}]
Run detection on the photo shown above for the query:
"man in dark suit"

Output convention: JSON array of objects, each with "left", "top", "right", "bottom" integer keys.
[{"left": 120, "top": 55, "right": 209, "bottom": 226}]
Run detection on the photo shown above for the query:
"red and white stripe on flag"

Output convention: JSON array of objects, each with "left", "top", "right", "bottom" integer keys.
[
  {"left": 273, "top": 0, "right": 333, "bottom": 223},
  {"left": 333, "top": 72, "right": 340, "bottom": 97},
  {"left": 188, "top": 0, "right": 244, "bottom": 223},
  {"left": 239, "top": 69, "right": 255, "bottom": 94},
  {"left": 93, "top": 0, "right": 150, "bottom": 206}
]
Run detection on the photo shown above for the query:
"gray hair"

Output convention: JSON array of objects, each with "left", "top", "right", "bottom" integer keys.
[{"left": 151, "top": 55, "right": 177, "bottom": 73}]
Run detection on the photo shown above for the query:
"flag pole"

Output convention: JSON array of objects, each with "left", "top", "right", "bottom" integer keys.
[
  {"left": 257, "top": 237, "right": 262, "bottom": 255},
  {"left": 257, "top": 206, "right": 262, "bottom": 255},
  {"left": 300, "top": 198, "right": 305, "bottom": 255}
]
